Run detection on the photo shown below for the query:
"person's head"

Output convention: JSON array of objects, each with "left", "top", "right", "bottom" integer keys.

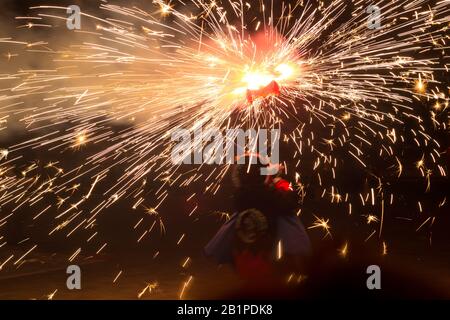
[{"left": 232, "top": 154, "right": 272, "bottom": 189}]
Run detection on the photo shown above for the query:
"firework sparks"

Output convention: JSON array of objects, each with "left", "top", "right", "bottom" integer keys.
[
  {"left": 179, "top": 275, "right": 193, "bottom": 300},
  {"left": 308, "top": 215, "right": 332, "bottom": 239},
  {"left": 47, "top": 289, "right": 58, "bottom": 300},
  {"left": 113, "top": 270, "right": 123, "bottom": 283},
  {"left": 138, "top": 281, "right": 159, "bottom": 299},
  {"left": 0, "top": 0, "right": 447, "bottom": 294},
  {"left": 339, "top": 242, "right": 349, "bottom": 258}
]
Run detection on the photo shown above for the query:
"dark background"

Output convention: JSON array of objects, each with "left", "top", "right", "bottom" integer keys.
[{"left": 0, "top": 0, "right": 448, "bottom": 299}]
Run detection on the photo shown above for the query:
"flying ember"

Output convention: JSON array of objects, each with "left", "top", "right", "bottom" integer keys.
[{"left": 0, "top": 0, "right": 447, "bottom": 300}]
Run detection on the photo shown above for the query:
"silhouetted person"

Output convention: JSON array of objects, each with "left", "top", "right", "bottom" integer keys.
[{"left": 205, "top": 156, "right": 311, "bottom": 284}]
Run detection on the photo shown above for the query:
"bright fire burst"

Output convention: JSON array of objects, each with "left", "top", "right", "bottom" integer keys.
[{"left": 0, "top": 0, "right": 448, "bottom": 296}]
